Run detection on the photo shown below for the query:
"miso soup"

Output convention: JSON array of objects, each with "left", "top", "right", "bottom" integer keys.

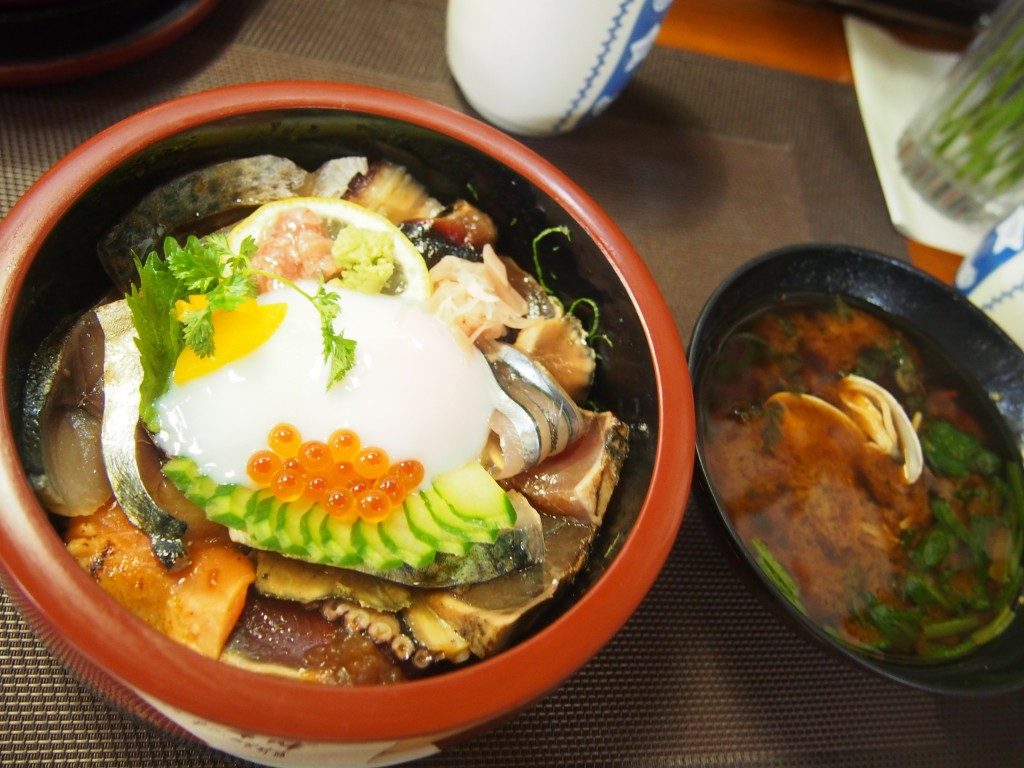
[{"left": 700, "top": 296, "right": 1023, "bottom": 662}]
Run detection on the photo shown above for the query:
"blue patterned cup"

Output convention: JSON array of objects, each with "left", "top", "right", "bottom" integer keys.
[
  {"left": 956, "top": 203, "right": 1024, "bottom": 349},
  {"left": 446, "top": 0, "right": 674, "bottom": 137}
]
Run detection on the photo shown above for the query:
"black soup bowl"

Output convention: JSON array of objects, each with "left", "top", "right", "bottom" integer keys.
[{"left": 689, "top": 243, "right": 1024, "bottom": 694}]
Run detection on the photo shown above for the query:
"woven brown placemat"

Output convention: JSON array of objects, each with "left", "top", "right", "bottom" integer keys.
[{"left": 3, "top": 1, "right": 1022, "bottom": 766}]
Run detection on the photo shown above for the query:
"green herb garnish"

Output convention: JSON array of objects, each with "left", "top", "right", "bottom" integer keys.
[
  {"left": 530, "top": 226, "right": 614, "bottom": 350},
  {"left": 128, "top": 234, "right": 358, "bottom": 431},
  {"left": 311, "top": 281, "right": 358, "bottom": 388},
  {"left": 751, "top": 537, "right": 803, "bottom": 610},
  {"left": 126, "top": 253, "right": 185, "bottom": 432},
  {"left": 910, "top": 526, "right": 953, "bottom": 569},
  {"left": 566, "top": 296, "right": 612, "bottom": 349},
  {"left": 1007, "top": 460, "right": 1024, "bottom": 528},
  {"left": 921, "top": 420, "right": 1001, "bottom": 478},
  {"left": 530, "top": 225, "right": 570, "bottom": 295},
  {"left": 760, "top": 401, "right": 784, "bottom": 454}
]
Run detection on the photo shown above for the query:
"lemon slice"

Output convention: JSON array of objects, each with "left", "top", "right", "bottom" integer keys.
[{"left": 226, "top": 196, "right": 431, "bottom": 301}]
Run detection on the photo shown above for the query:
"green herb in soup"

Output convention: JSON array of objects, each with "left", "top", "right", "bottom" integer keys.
[{"left": 701, "top": 297, "right": 1023, "bottom": 662}]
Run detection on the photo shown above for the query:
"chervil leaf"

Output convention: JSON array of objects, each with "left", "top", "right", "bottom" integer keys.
[
  {"left": 206, "top": 269, "right": 257, "bottom": 312},
  {"left": 311, "top": 282, "right": 341, "bottom": 322},
  {"left": 324, "top": 330, "right": 358, "bottom": 388},
  {"left": 237, "top": 234, "right": 258, "bottom": 262},
  {"left": 310, "top": 282, "right": 356, "bottom": 388},
  {"left": 125, "top": 253, "right": 186, "bottom": 430},
  {"left": 179, "top": 303, "right": 214, "bottom": 358},
  {"left": 165, "top": 234, "right": 224, "bottom": 294}
]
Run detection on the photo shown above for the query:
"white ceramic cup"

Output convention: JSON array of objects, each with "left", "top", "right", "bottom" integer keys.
[{"left": 446, "top": 0, "right": 674, "bottom": 137}]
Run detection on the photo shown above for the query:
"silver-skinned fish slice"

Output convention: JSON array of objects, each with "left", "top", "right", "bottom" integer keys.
[
  {"left": 482, "top": 340, "right": 586, "bottom": 480},
  {"left": 95, "top": 301, "right": 189, "bottom": 569},
  {"left": 98, "top": 155, "right": 309, "bottom": 292},
  {"left": 19, "top": 312, "right": 111, "bottom": 516}
]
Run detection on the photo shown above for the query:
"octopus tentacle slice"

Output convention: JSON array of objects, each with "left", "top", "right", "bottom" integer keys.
[{"left": 319, "top": 600, "right": 446, "bottom": 668}]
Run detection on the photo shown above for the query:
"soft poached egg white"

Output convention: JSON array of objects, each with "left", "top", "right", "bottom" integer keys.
[{"left": 153, "top": 284, "right": 503, "bottom": 486}]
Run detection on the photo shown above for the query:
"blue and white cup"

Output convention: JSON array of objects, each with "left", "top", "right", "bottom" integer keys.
[
  {"left": 956, "top": 203, "right": 1024, "bottom": 350},
  {"left": 446, "top": 0, "right": 674, "bottom": 137}
]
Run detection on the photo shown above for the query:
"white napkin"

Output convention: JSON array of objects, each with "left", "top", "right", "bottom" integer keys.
[{"left": 844, "top": 15, "right": 990, "bottom": 257}]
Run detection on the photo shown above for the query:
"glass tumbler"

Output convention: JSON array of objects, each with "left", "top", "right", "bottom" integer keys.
[{"left": 898, "top": 0, "right": 1024, "bottom": 224}]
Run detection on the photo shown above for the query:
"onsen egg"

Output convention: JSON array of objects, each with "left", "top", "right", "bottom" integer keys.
[{"left": 152, "top": 285, "right": 504, "bottom": 486}]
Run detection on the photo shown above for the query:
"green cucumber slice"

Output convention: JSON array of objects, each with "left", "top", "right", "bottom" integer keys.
[
  {"left": 433, "top": 461, "right": 516, "bottom": 527},
  {"left": 352, "top": 518, "right": 404, "bottom": 571},
  {"left": 405, "top": 491, "right": 471, "bottom": 555},
  {"left": 162, "top": 458, "right": 541, "bottom": 586},
  {"left": 379, "top": 508, "right": 436, "bottom": 569},
  {"left": 320, "top": 514, "right": 362, "bottom": 567},
  {"left": 422, "top": 487, "right": 498, "bottom": 544}
]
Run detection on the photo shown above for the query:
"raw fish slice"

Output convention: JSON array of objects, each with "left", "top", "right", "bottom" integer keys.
[
  {"left": 401, "top": 199, "right": 499, "bottom": 267},
  {"left": 302, "top": 156, "right": 369, "bottom": 198},
  {"left": 482, "top": 340, "right": 586, "bottom": 480},
  {"left": 222, "top": 594, "right": 405, "bottom": 685},
  {"left": 96, "top": 300, "right": 189, "bottom": 569},
  {"left": 253, "top": 551, "right": 412, "bottom": 613},
  {"left": 400, "top": 599, "right": 471, "bottom": 663},
  {"left": 501, "top": 257, "right": 560, "bottom": 320},
  {"left": 64, "top": 503, "right": 254, "bottom": 659}
]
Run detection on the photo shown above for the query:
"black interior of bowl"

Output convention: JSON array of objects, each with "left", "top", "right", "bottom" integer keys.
[
  {"left": 0, "top": 0, "right": 194, "bottom": 63},
  {"left": 688, "top": 244, "right": 1024, "bottom": 694},
  {"left": 4, "top": 108, "right": 658, "bottom": 634}
]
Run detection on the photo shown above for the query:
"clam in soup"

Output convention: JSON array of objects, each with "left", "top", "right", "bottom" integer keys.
[{"left": 700, "top": 297, "right": 1023, "bottom": 662}]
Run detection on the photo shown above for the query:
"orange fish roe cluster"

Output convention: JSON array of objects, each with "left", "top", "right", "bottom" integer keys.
[{"left": 246, "top": 423, "right": 425, "bottom": 523}]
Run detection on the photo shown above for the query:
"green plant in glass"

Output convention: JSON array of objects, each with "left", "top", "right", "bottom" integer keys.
[{"left": 899, "top": 0, "right": 1024, "bottom": 223}]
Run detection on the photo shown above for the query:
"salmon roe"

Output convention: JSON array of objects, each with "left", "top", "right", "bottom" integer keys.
[
  {"left": 354, "top": 447, "right": 390, "bottom": 480},
  {"left": 357, "top": 489, "right": 392, "bottom": 523},
  {"left": 324, "top": 487, "right": 356, "bottom": 522},
  {"left": 268, "top": 423, "right": 302, "bottom": 458},
  {"left": 271, "top": 469, "right": 304, "bottom": 502},
  {"left": 247, "top": 423, "right": 426, "bottom": 523},
  {"left": 246, "top": 450, "right": 282, "bottom": 486},
  {"left": 328, "top": 429, "right": 360, "bottom": 461},
  {"left": 297, "top": 440, "right": 332, "bottom": 473}
]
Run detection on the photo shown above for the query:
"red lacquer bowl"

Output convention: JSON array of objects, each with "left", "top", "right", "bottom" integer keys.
[{"left": 0, "top": 82, "right": 693, "bottom": 766}]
